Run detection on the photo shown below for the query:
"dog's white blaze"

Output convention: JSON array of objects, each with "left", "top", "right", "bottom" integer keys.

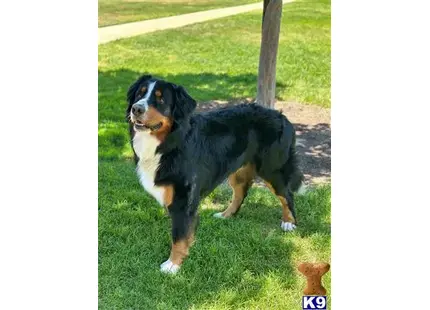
[
  {"left": 135, "top": 81, "right": 156, "bottom": 110},
  {"left": 133, "top": 130, "right": 166, "bottom": 206}
]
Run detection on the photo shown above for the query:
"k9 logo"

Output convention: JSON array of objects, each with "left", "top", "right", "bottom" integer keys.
[{"left": 302, "top": 296, "right": 326, "bottom": 309}]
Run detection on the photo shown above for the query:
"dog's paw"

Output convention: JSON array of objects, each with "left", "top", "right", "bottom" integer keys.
[
  {"left": 297, "top": 182, "right": 308, "bottom": 196},
  {"left": 160, "top": 259, "right": 180, "bottom": 274},
  {"left": 281, "top": 221, "right": 297, "bottom": 232},
  {"left": 213, "top": 212, "right": 226, "bottom": 219}
]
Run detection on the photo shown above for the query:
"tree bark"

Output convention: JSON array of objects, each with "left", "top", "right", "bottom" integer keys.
[
  {"left": 256, "top": 0, "right": 282, "bottom": 109},
  {"left": 262, "top": 0, "right": 270, "bottom": 25}
]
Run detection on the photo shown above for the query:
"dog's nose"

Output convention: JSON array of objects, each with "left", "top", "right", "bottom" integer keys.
[{"left": 131, "top": 104, "right": 145, "bottom": 116}]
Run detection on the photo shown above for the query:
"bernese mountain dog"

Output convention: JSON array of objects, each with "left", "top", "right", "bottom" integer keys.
[{"left": 126, "top": 75, "right": 305, "bottom": 274}]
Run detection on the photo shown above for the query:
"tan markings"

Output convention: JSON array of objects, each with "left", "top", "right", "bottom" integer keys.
[
  {"left": 163, "top": 185, "right": 174, "bottom": 207},
  {"left": 169, "top": 219, "right": 198, "bottom": 266},
  {"left": 142, "top": 106, "right": 165, "bottom": 124},
  {"left": 169, "top": 239, "right": 189, "bottom": 265},
  {"left": 279, "top": 196, "right": 295, "bottom": 224},
  {"left": 152, "top": 118, "right": 173, "bottom": 142},
  {"left": 142, "top": 106, "right": 173, "bottom": 143},
  {"left": 221, "top": 163, "right": 256, "bottom": 218},
  {"left": 264, "top": 181, "right": 296, "bottom": 224},
  {"left": 264, "top": 181, "right": 276, "bottom": 194},
  {"left": 140, "top": 86, "right": 147, "bottom": 93},
  {"left": 155, "top": 90, "right": 164, "bottom": 105}
]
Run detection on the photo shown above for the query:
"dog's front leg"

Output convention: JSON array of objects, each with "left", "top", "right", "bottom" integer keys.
[{"left": 160, "top": 199, "right": 199, "bottom": 274}]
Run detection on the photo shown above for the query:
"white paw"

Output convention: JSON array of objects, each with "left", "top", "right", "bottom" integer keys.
[
  {"left": 281, "top": 221, "right": 297, "bottom": 232},
  {"left": 213, "top": 212, "right": 226, "bottom": 219},
  {"left": 297, "top": 183, "right": 308, "bottom": 196},
  {"left": 160, "top": 259, "right": 180, "bottom": 274}
]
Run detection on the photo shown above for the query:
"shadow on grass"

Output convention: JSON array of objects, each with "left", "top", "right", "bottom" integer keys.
[{"left": 98, "top": 69, "right": 288, "bottom": 123}]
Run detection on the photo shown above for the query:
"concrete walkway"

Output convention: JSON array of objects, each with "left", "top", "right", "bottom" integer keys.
[{"left": 99, "top": 0, "right": 294, "bottom": 45}]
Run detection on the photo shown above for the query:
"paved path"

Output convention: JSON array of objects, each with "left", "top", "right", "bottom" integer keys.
[{"left": 99, "top": 0, "right": 294, "bottom": 45}]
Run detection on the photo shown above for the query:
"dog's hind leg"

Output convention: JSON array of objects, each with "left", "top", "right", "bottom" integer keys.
[
  {"left": 213, "top": 163, "right": 256, "bottom": 219},
  {"left": 262, "top": 142, "right": 304, "bottom": 231},
  {"left": 263, "top": 176, "right": 297, "bottom": 232}
]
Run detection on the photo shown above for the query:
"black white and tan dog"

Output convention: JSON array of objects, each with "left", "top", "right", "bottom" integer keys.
[{"left": 126, "top": 75, "right": 305, "bottom": 274}]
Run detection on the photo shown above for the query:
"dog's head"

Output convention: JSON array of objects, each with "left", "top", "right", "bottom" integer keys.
[{"left": 126, "top": 75, "right": 196, "bottom": 137}]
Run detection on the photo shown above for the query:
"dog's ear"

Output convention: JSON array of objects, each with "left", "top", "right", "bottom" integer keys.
[
  {"left": 127, "top": 74, "right": 152, "bottom": 105},
  {"left": 172, "top": 84, "right": 197, "bottom": 121}
]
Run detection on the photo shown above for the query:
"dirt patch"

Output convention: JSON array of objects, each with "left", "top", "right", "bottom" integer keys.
[{"left": 196, "top": 100, "right": 331, "bottom": 187}]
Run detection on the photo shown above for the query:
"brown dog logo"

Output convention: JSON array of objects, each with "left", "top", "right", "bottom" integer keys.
[{"left": 298, "top": 262, "right": 330, "bottom": 295}]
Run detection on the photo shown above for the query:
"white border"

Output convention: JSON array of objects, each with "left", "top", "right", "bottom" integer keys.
[
  {"left": 1, "top": 0, "right": 430, "bottom": 308},
  {"left": 0, "top": 0, "right": 98, "bottom": 308},
  {"left": 333, "top": 0, "right": 430, "bottom": 308}
]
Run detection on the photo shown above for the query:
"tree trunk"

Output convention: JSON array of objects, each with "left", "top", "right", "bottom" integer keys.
[
  {"left": 262, "top": 0, "right": 270, "bottom": 25},
  {"left": 256, "top": 0, "right": 282, "bottom": 109}
]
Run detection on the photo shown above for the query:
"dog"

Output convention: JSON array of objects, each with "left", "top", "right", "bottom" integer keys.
[{"left": 126, "top": 75, "right": 305, "bottom": 274}]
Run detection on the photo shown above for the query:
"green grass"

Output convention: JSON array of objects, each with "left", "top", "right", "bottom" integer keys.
[
  {"left": 99, "top": 0, "right": 261, "bottom": 27},
  {"left": 99, "top": 0, "right": 331, "bottom": 108},
  {"left": 99, "top": 160, "right": 331, "bottom": 309},
  {"left": 99, "top": 0, "right": 331, "bottom": 308}
]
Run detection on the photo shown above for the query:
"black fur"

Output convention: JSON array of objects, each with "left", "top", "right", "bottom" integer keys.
[{"left": 127, "top": 75, "right": 304, "bottom": 244}]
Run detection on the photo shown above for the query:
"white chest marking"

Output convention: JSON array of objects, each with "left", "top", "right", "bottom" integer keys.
[{"left": 133, "top": 130, "right": 166, "bottom": 206}]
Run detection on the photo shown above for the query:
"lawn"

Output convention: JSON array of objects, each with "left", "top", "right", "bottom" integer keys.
[
  {"left": 99, "top": 0, "right": 331, "bottom": 309},
  {"left": 99, "top": 0, "right": 261, "bottom": 27},
  {"left": 98, "top": 0, "right": 331, "bottom": 108},
  {"left": 99, "top": 163, "right": 331, "bottom": 309}
]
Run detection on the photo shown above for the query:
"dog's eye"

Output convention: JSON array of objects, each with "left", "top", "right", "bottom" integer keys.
[{"left": 155, "top": 90, "right": 164, "bottom": 104}]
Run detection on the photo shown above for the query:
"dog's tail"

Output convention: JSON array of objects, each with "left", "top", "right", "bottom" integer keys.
[{"left": 285, "top": 136, "right": 307, "bottom": 195}]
